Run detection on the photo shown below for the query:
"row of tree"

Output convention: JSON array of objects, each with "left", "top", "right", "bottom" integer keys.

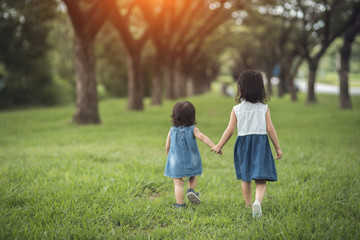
[
  {"left": 61, "top": 0, "right": 247, "bottom": 123},
  {"left": 1, "top": 0, "right": 359, "bottom": 124},
  {"left": 63, "top": 0, "right": 360, "bottom": 124},
  {"left": 229, "top": 0, "right": 360, "bottom": 108}
]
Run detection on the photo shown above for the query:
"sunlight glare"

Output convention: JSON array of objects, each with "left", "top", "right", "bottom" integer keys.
[
  {"left": 209, "top": 2, "right": 221, "bottom": 10},
  {"left": 224, "top": 2, "right": 232, "bottom": 9}
]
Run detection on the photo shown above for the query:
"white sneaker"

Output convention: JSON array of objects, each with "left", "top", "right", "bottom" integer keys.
[{"left": 252, "top": 200, "right": 262, "bottom": 218}]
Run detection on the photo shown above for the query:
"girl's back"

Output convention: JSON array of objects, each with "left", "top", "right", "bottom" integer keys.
[
  {"left": 233, "top": 101, "right": 268, "bottom": 136},
  {"left": 210, "top": 69, "right": 282, "bottom": 217},
  {"left": 165, "top": 125, "right": 202, "bottom": 179}
]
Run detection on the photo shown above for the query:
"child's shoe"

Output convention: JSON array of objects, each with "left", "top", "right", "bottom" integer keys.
[
  {"left": 252, "top": 200, "right": 262, "bottom": 218},
  {"left": 186, "top": 188, "right": 201, "bottom": 204},
  {"left": 173, "top": 203, "right": 186, "bottom": 208}
]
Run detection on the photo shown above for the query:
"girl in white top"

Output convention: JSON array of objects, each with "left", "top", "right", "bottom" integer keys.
[{"left": 211, "top": 70, "right": 282, "bottom": 217}]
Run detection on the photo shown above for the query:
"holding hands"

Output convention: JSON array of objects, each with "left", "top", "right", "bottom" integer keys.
[{"left": 210, "top": 144, "right": 222, "bottom": 155}]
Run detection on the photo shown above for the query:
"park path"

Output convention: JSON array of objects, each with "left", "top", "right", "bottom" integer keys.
[{"left": 297, "top": 80, "right": 360, "bottom": 96}]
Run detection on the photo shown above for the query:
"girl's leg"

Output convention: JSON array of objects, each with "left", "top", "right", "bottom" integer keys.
[
  {"left": 174, "top": 178, "right": 184, "bottom": 204},
  {"left": 254, "top": 179, "right": 266, "bottom": 203},
  {"left": 188, "top": 176, "right": 197, "bottom": 190},
  {"left": 187, "top": 176, "right": 200, "bottom": 204},
  {"left": 241, "top": 181, "right": 252, "bottom": 207}
]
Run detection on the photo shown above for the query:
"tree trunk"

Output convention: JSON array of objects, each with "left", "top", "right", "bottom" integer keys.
[
  {"left": 151, "top": 52, "right": 163, "bottom": 105},
  {"left": 73, "top": 34, "right": 100, "bottom": 124},
  {"left": 202, "top": 78, "right": 211, "bottom": 94},
  {"left": 287, "top": 75, "right": 297, "bottom": 101},
  {"left": 338, "top": 26, "right": 357, "bottom": 109},
  {"left": 288, "top": 57, "right": 303, "bottom": 102},
  {"left": 174, "top": 60, "right": 186, "bottom": 98},
  {"left": 186, "top": 77, "right": 195, "bottom": 96},
  {"left": 264, "top": 70, "right": 273, "bottom": 96},
  {"left": 174, "top": 69, "right": 181, "bottom": 99},
  {"left": 338, "top": 66, "right": 352, "bottom": 109},
  {"left": 127, "top": 53, "right": 143, "bottom": 110},
  {"left": 306, "top": 60, "right": 319, "bottom": 103},
  {"left": 165, "top": 60, "right": 176, "bottom": 100},
  {"left": 277, "top": 72, "right": 286, "bottom": 97},
  {"left": 282, "top": 64, "right": 297, "bottom": 101}
]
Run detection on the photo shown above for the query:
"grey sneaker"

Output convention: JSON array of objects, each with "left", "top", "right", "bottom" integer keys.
[
  {"left": 186, "top": 188, "right": 201, "bottom": 204},
  {"left": 252, "top": 200, "right": 262, "bottom": 218}
]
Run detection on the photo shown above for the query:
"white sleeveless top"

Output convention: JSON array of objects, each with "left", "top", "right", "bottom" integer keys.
[{"left": 233, "top": 101, "right": 268, "bottom": 136}]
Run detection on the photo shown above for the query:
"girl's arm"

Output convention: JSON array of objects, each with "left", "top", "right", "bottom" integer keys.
[
  {"left": 165, "top": 130, "right": 171, "bottom": 155},
  {"left": 265, "top": 108, "right": 283, "bottom": 159},
  {"left": 194, "top": 127, "right": 215, "bottom": 148},
  {"left": 211, "top": 110, "right": 237, "bottom": 153}
]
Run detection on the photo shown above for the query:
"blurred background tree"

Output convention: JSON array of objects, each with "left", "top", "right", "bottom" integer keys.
[
  {"left": 62, "top": 0, "right": 109, "bottom": 124},
  {"left": 95, "top": 22, "right": 128, "bottom": 98},
  {"left": 296, "top": 0, "right": 360, "bottom": 103},
  {"left": 0, "top": 0, "right": 58, "bottom": 108},
  {"left": 48, "top": 7, "right": 75, "bottom": 104},
  {"left": 338, "top": 11, "right": 360, "bottom": 109}
]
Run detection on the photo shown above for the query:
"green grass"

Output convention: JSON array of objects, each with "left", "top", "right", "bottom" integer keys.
[{"left": 1, "top": 92, "right": 360, "bottom": 239}]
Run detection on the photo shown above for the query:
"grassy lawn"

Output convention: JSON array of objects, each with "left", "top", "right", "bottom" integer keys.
[{"left": 1, "top": 92, "right": 360, "bottom": 239}]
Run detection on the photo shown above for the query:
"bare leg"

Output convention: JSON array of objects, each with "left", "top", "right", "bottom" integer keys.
[
  {"left": 241, "top": 181, "right": 252, "bottom": 207},
  {"left": 255, "top": 179, "right": 266, "bottom": 203},
  {"left": 174, "top": 178, "right": 184, "bottom": 204},
  {"left": 188, "top": 176, "right": 197, "bottom": 190},
  {"left": 187, "top": 176, "right": 201, "bottom": 204}
]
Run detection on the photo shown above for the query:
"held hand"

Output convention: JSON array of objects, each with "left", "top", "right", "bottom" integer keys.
[
  {"left": 211, "top": 145, "right": 222, "bottom": 155},
  {"left": 275, "top": 148, "right": 283, "bottom": 159}
]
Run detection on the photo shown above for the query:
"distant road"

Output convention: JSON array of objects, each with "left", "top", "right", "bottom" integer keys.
[{"left": 297, "top": 80, "right": 360, "bottom": 96}]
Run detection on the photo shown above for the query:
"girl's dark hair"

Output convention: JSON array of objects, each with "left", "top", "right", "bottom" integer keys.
[
  {"left": 171, "top": 101, "right": 196, "bottom": 126},
  {"left": 235, "top": 69, "right": 269, "bottom": 103}
]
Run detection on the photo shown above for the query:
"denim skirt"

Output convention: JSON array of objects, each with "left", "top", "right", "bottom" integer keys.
[{"left": 233, "top": 134, "right": 277, "bottom": 182}]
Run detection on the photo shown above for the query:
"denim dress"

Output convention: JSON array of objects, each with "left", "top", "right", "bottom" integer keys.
[
  {"left": 164, "top": 125, "right": 202, "bottom": 178},
  {"left": 233, "top": 101, "right": 277, "bottom": 182}
]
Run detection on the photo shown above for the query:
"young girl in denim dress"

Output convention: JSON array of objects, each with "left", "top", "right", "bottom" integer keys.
[
  {"left": 211, "top": 70, "right": 283, "bottom": 217},
  {"left": 165, "top": 101, "right": 217, "bottom": 208}
]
